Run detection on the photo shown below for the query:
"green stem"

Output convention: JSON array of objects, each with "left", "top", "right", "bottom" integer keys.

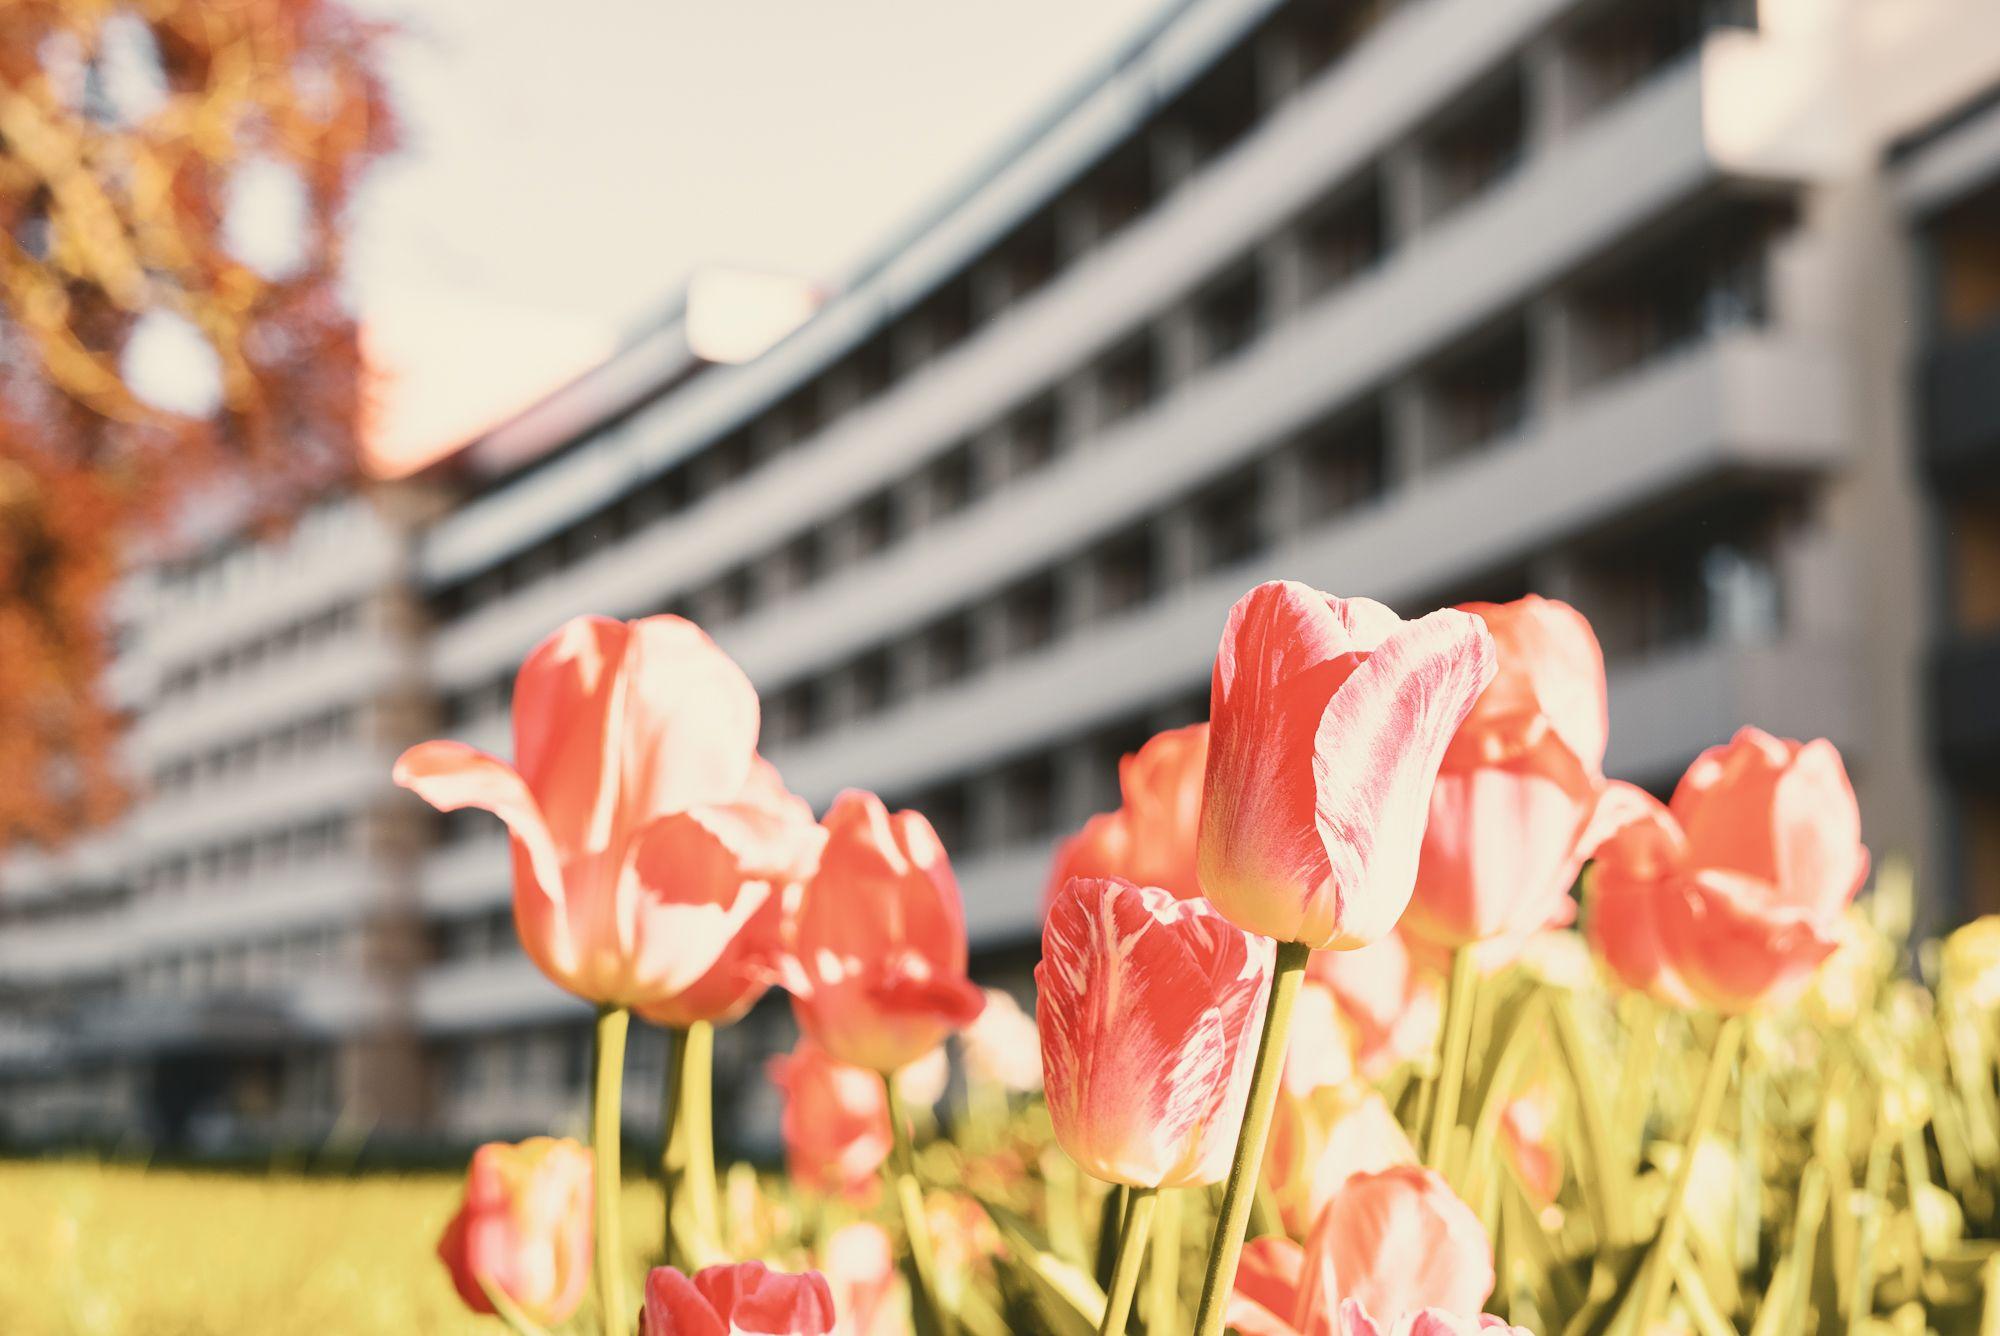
[
  {"left": 593, "top": 1006, "right": 630, "bottom": 1336},
  {"left": 885, "top": 1074, "right": 951, "bottom": 1336},
  {"left": 1101, "top": 1187, "right": 1158, "bottom": 1336},
  {"left": 1631, "top": 1014, "right": 1742, "bottom": 1332},
  {"left": 1192, "top": 939, "right": 1310, "bottom": 1336},
  {"left": 1551, "top": 988, "right": 1625, "bottom": 1249},
  {"left": 478, "top": 1274, "right": 556, "bottom": 1336},
  {"left": 1425, "top": 947, "right": 1478, "bottom": 1171},
  {"left": 660, "top": 1022, "right": 718, "bottom": 1269},
  {"left": 1147, "top": 1188, "right": 1183, "bottom": 1331}
]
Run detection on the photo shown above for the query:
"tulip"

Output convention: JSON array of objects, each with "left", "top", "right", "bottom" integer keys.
[
  {"left": 1581, "top": 783, "right": 1698, "bottom": 1007},
  {"left": 394, "top": 615, "right": 796, "bottom": 1008},
  {"left": 1584, "top": 731, "right": 1868, "bottom": 1015},
  {"left": 785, "top": 790, "right": 985, "bottom": 1075},
  {"left": 1194, "top": 583, "right": 1492, "bottom": 1336},
  {"left": 1227, "top": 1167, "right": 1502, "bottom": 1336},
  {"left": 1497, "top": 1085, "right": 1562, "bottom": 1205},
  {"left": 1404, "top": 597, "right": 1610, "bottom": 961},
  {"left": 1263, "top": 1083, "right": 1417, "bottom": 1236},
  {"left": 640, "top": 1260, "right": 837, "bottom": 1335},
  {"left": 1038, "top": 875, "right": 1273, "bottom": 1188},
  {"left": 635, "top": 760, "right": 827, "bottom": 1030},
  {"left": 767, "top": 1038, "right": 893, "bottom": 1201},
  {"left": 1198, "top": 581, "right": 1496, "bottom": 950},
  {"left": 961, "top": 987, "right": 1045, "bottom": 1093},
  {"left": 1047, "top": 723, "right": 1208, "bottom": 903},
  {"left": 437, "top": 1137, "right": 592, "bottom": 1327},
  {"left": 1305, "top": 932, "right": 1441, "bottom": 1080},
  {"left": 822, "top": 1222, "right": 899, "bottom": 1336}
]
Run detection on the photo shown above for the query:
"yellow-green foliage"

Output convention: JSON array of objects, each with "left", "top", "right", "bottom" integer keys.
[{"left": 0, "top": 1161, "right": 670, "bottom": 1336}]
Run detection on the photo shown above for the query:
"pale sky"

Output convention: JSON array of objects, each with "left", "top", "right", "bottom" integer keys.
[{"left": 345, "top": 0, "right": 1168, "bottom": 467}]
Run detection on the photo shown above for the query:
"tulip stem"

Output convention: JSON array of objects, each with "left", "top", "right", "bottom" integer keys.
[
  {"left": 1102, "top": 1187, "right": 1158, "bottom": 1336},
  {"left": 478, "top": 1275, "right": 556, "bottom": 1336},
  {"left": 661, "top": 1022, "right": 719, "bottom": 1268},
  {"left": 1630, "top": 1014, "right": 1742, "bottom": 1333},
  {"left": 1147, "top": 1188, "right": 1182, "bottom": 1330},
  {"left": 1192, "top": 938, "right": 1311, "bottom": 1336},
  {"left": 592, "top": 1005, "right": 630, "bottom": 1336},
  {"left": 885, "top": 1074, "right": 951, "bottom": 1336},
  {"left": 1425, "top": 947, "right": 1477, "bottom": 1172}
]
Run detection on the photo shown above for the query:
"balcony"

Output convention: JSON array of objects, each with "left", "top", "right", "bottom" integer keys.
[
  {"left": 428, "top": 14, "right": 1835, "bottom": 695},
  {"left": 1932, "top": 631, "right": 2000, "bottom": 781},
  {"left": 121, "top": 855, "right": 392, "bottom": 956},
  {"left": 1922, "top": 318, "right": 2000, "bottom": 483},
  {"left": 131, "top": 746, "right": 398, "bottom": 857},
  {"left": 69, "top": 976, "right": 390, "bottom": 1057},
  {"left": 135, "top": 633, "right": 411, "bottom": 765},
  {"left": 768, "top": 332, "right": 1849, "bottom": 807},
  {"left": 415, "top": 956, "right": 589, "bottom": 1034}
]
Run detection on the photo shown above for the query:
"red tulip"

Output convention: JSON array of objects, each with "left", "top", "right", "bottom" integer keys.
[
  {"left": 1198, "top": 582, "right": 1495, "bottom": 949},
  {"left": 767, "top": 1037, "right": 893, "bottom": 1201},
  {"left": 785, "top": 790, "right": 986, "bottom": 1073},
  {"left": 636, "top": 760, "right": 827, "bottom": 1029},
  {"left": 640, "top": 1260, "right": 837, "bottom": 1335},
  {"left": 1585, "top": 730, "right": 1868, "bottom": 1013},
  {"left": 1228, "top": 1167, "right": 1500, "bottom": 1336},
  {"left": 395, "top": 615, "right": 809, "bottom": 1008},
  {"left": 437, "top": 1136, "right": 592, "bottom": 1325},
  {"left": 1404, "top": 598, "right": 1609, "bottom": 961},
  {"left": 1047, "top": 723, "right": 1208, "bottom": 903},
  {"left": 1038, "top": 875, "right": 1273, "bottom": 1187}
]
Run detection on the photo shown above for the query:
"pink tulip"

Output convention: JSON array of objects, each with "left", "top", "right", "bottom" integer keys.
[
  {"left": 960, "top": 987, "right": 1045, "bottom": 1093},
  {"left": 1585, "top": 730, "right": 1868, "bottom": 1013},
  {"left": 1498, "top": 1085, "right": 1562, "bottom": 1205},
  {"left": 1230, "top": 1168, "right": 1506, "bottom": 1336},
  {"left": 640, "top": 1260, "right": 837, "bottom": 1335},
  {"left": 767, "top": 1038, "right": 893, "bottom": 1201},
  {"left": 636, "top": 759, "right": 828, "bottom": 1028},
  {"left": 1047, "top": 723, "right": 1208, "bottom": 904},
  {"left": 785, "top": 791, "right": 986, "bottom": 1073},
  {"left": 821, "top": 1222, "right": 899, "bottom": 1336},
  {"left": 395, "top": 615, "right": 817, "bottom": 1008},
  {"left": 1305, "top": 931, "right": 1441, "bottom": 1079},
  {"left": 1404, "top": 597, "right": 1609, "bottom": 962},
  {"left": 1037, "top": 875, "right": 1272, "bottom": 1187},
  {"left": 1198, "top": 582, "right": 1495, "bottom": 949},
  {"left": 437, "top": 1137, "right": 592, "bottom": 1325},
  {"left": 1263, "top": 1083, "right": 1417, "bottom": 1237}
]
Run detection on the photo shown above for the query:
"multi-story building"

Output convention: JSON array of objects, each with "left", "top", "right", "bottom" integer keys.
[
  {"left": 1898, "top": 87, "right": 2000, "bottom": 923},
  {"left": 6, "top": 0, "right": 2000, "bottom": 1148}
]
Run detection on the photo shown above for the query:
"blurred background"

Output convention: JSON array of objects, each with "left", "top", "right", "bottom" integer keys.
[{"left": 3, "top": 0, "right": 2000, "bottom": 1161}]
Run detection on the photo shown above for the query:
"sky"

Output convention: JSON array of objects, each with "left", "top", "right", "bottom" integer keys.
[{"left": 344, "top": 0, "right": 1169, "bottom": 470}]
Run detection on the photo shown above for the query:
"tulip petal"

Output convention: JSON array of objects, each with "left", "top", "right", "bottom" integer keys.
[
  {"left": 1305, "top": 608, "right": 1496, "bottom": 949},
  {"left": 1300, "top": 1166, "right": 1494, "bottom": 1326},
  {"left": 1038, "top": 877, "right": 1271, "bottom": 1187},
  {"left": 1771, "top": 738, "right": 1869, "bottom": 917},
  {"left": 1229, "top": 1237, "right": 1310, "bottom": 1336},
  {"left": 1654, "top": 868, "right": 1844, "bottom": 1014},
  {"left": 641, "top": 1266, "right": 731, "bottom": 1336},
  {"left": 394, "top": 741, "right": 565, "bottom": 909}
]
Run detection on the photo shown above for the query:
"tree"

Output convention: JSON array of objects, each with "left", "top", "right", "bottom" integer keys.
[{"left": 0, "top": 0, "right": 393, "bottom": 850}]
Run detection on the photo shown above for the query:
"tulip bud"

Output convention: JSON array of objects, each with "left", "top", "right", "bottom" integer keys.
[
  {"left": 1198, "top": 582, "right": 1495, "bottom": 950},
  {"left": 437, "top": 1137, "right": 592, "bottom": 1326},
  {"left": 1037, "top": 875, "right": 1272, "bottom": 1188},
  {"left": 767, "top": 1038, "right": 893, "bottom": 1201},
  {"left": 1046, "top": 723, "right": 1208, "bottom": 904},
  {"left": 786, "top": 791, "right": 986, "bottom": 1074},
  {"left": 640, "top": 1260, "right": 837, "bottom": 1335}
]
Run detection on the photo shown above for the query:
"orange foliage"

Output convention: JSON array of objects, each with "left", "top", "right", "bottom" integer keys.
[{"left": 0, "top": 0, "right": 393, "bottom": 851}]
